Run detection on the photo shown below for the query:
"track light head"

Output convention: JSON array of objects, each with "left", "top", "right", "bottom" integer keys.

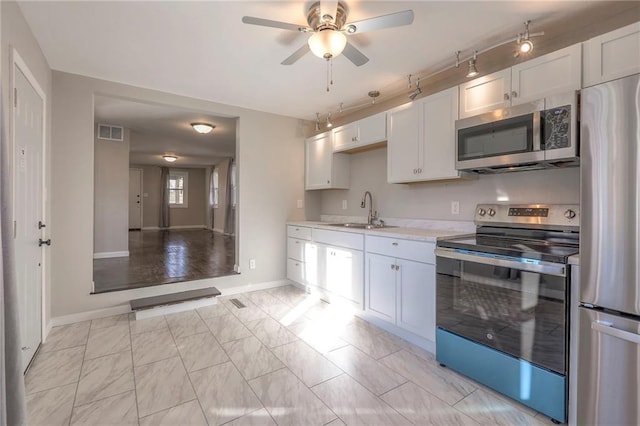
[
  {"left": 315, "top": 112, "right": 320, "bottom": 131},
  {"left": 326, "top": 112, "right": 332, "bottom": 128},
  {"left": 467, "top": 51, "right": 479, "bottom": 78},
  {"left": 408, "top": 87, "right": 422, "bottom": 101},
  {"left": 518, "top": 21, "right": 534, "bottom": 54}
]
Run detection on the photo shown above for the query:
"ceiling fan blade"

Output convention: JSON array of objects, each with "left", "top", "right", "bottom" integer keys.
[
  {"left": 342, "top": 42, "right": 369, "bottom": 67},
  {"left": 281, "top": 44, "right": 310, "bottom": 65},
  {"left": 344, "top": 10, "right": 414, "bottom": 34},
  {"left": 320, "top": 0, "right": 338, "bottom": 23},
  {"left": 242, "top": 16, "right": 310, "bottom": 32}
]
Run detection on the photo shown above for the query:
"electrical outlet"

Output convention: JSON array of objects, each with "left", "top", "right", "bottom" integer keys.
[
  {"left": 249, "top": 259, "right": 256, "bottom": 270},
  {"left": 342, "top": 200, "right": 348, "bottom": 210},
  {"left": 451, "top": 201, "right": 460, "bottom": 215},
  {"left": 296, "top": 199, "right": 303, "bottom": 209}
]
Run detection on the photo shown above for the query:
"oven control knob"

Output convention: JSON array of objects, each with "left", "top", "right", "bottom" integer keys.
[
  {"left": 564, "top": 209, "right": 576, "bottom": 219},
  {"left": 477, "top": 208, "right": 486, "bottom": 216},
  {"left": 487, "top": 208, "right": 496, "bottom": 217}
]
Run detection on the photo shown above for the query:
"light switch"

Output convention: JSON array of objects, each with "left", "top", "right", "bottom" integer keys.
[
  {"left": 297, "top": 199, "right": 303, "bottom": 209},
  {"left": 451, "top": 201, "right": 460, "bottom": 215},
  {"left": 342, "top": 200, "right": 348, "bottom": 210}
]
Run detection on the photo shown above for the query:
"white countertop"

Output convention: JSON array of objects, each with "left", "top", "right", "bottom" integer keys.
[{"left": 287, "top": 221, "right": 471, "bottom": 242}]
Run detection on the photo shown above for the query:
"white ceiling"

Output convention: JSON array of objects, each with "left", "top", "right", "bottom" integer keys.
[
  {"left": 94, "top": 95, "right": 236, "bottom": 167},
  {"left": 20, "top": 1, "right": 598, "bottom": 120}
]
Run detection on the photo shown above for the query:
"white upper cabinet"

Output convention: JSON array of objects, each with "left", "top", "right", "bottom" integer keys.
[
  {"left": 387, "top": 102, "right": 421, "bottom": 183},
  {"left": 458, "top": 69, "right": 512, "bottom": 118},
  {"left": 583, "top": 22, "right": 640, "bottom": 87},
  {"left": 332, "top": 112, "right": 387, "bottom": 152},
  {"left": 388, "top": 86, "right": 464, "bottom": 183},
  {"left": 305, "top": 132, "right": 349, "bottom": 190},
  {"left": 459, "top": 44, "right": 582, "bottom": 118}
]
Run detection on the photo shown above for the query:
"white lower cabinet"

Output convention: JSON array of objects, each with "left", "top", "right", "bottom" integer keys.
[
  {"left": 286, "top": 226, "right": 364, "bottom": 307},
  {"left": 365, "top": 235, "right": 436, "bottom": 341}
]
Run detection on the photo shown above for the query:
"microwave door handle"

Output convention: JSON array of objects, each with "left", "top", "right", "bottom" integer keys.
[
  {"left": 434, "top": 247, "right": 567, "bottom": 277},
  {"left": 533, "top": 110, "right": 542, "bottom": 151}
]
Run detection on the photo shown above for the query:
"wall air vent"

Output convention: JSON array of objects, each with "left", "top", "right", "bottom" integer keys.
[{"left": 97, "top": 124, "right": 124, "bottom": 141}]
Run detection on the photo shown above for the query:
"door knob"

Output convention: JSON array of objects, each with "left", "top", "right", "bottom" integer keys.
[
  {"left": 39, "top": 238, "right": 51, "bottom": 247},
  {"left": 38, "top": 221, "right": 46, "bottom": 229},
  {"left": 21, "top": 346, "right": 30, "bottom": 351}
]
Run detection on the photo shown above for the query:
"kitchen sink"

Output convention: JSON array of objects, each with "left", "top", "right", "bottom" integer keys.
[{"left": 327, "top": 223, "right": 397, "bottom": 230}]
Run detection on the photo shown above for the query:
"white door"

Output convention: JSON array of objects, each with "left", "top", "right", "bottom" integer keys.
[
  {"left": 14, "top": 64, "right": 44, "bottom": 371},
  {"left": 128, "top": 168, "right": 142, "bottom": 230}
]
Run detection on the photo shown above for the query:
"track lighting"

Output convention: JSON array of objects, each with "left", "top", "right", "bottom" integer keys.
[
  {"left": 408, "top": 81, "right": 422, "bottom": 101},
  {"left": 326, "top": 112, "right": 332, "bottom": 128},
  {"left": 467, "top": 51, "right": 479, "bottom": 78},
  {"left": 518, "top": 21, "right": 534, "bottom": 54},
  {"left": 315, "top": 112, "right": 320, "bottom": 131}
]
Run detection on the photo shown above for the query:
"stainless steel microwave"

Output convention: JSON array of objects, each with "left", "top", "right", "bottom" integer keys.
[{"left": 455, "top": 92, "right": 579, "bottom": 173}]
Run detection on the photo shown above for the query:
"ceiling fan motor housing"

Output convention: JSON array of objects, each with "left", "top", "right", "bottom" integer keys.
[{"left": 307, "top": 1, "right": 348, "bottom": 29}]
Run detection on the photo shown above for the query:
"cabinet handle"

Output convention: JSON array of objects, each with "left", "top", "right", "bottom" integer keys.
[
  {"left": 396, "top": 265, "right": 400, "bottom": 270},
  {"left": 327, "top": 180, "right": 330, "bottom": 184},
  {"left": 295, "top": 241, "right": 299, "bottom": 244},
  {"left": 390, "top": 264, "right": 395, "bottom": 270},
  {"left": 418, "top": 168, "right": 422, "bottom": 173},
  {"left": 512, "top": 91, "right": 518, "bottom": 98},
  {"left": 392, "top": 242, "right": 398, "bottom": 246},
  {"left": 504, "top": 93, "right": 510, "bottom": 101}
]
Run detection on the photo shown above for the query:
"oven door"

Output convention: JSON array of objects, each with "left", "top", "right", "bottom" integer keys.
[{"left": 435, "top": 247, "right": 568, "bottom": 374}]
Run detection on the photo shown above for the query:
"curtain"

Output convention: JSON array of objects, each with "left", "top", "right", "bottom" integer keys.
[
  {"left": 159, "top": 167, "right": 170, "bottom": 228},
  {"left": 208, "top": 166, "right": 215, "bottom": 230},
  {"left": 223, "top": 159, "right": 235, "bottom": 235},
  {"left": 1, "top": 86, "right": 28, "bottom": 424}
]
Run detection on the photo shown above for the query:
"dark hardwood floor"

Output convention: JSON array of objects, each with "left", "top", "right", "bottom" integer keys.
[{"left": 93, "top": 229, "right": 236, "bottom": 293}]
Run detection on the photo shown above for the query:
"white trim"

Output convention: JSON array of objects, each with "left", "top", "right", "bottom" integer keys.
[
  {"left": 50, "top": 304, "right": 132, "bottom": 327},
  {"left": 212, "top": 227, "right": 225, "bottom": 234},
  {"left": 93, "top": 251, "right": 129, "bottom": 259},
  {"left": 43, "top": 321, "right": 53, "bottom": 343},
  {"left": 134, "top": 298, "right": 218, "bottom": 320},
  {"left": 141, "top": 225, "right": 206, "bottom": 231},
  {"left": 49, "top": 280, "right": 290, "bottom": 326},
  {"left": 11, "top": 47, "right": 48, "bottom": 344}
]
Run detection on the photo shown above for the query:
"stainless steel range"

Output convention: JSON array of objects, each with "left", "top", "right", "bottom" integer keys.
[{"left": 435, "top": 203, "right": 579, "bottom": 424}]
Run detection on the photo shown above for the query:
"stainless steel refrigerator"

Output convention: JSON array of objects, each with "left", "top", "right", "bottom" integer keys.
[{"left": 578, "top": 72, "right": 640, "bottom": 425}]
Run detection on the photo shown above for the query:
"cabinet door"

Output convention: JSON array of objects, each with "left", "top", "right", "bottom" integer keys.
[
  {"left": 325, "top": 247, "right": 364, "bottom": 306},
  {"left": 304, "top": 243, "right": 319, "bottom": 287},
  {"left": 357, "top": 112, "right": 387, "bottom": 146},
  {"left": 365, "top": 253, "right": 397, "bottom": 323},
  {"left": 396, "top": 259, "right": 436, "bottom": 341},
  {"left": 305, "top": 133, "right": 332, "bottom": 189},
  {"left": 583, "top": 22, "right": 640, "bottom": 87},
  {"left": 332, "top": 123, "right": 357, "bottom": 152},
  {"left": 287, "top": 258, "right": 305, "bottom": 284},
  {"left": 511, "top": 44, "right": 581, "bottom": 104},
  {"left": 421, "top": 86, "right": 461, "bottom": 181},
  {"left": 459, "top": 69, "right": 511, "bottom": 118},
  {"left": 387, "top": 102, "right": 421, "bottom": 183}
]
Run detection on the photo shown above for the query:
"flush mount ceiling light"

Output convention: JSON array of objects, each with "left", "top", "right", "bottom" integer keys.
[
  {"left": 191, "top": 123, "right": 215, "bottom": 134},
  {"left": 467, "top": 51, "right": 479, "bottom": 78},
  {"left": 163, "top": 155, "right": 178, "bottom": 162}
]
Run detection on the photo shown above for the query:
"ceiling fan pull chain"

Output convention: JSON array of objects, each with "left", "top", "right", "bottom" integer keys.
[
  {"left": 330, "top": 57, "right": 334, "bottom": 87},
  {"left": 326, "top": 59, "right": 330, "bottom": 92}
]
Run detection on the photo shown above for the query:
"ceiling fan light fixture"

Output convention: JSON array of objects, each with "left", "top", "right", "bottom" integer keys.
[
  {"left": 191, "top": 123, "right": 215, "bottom": 134},
  {"left": 308, "top": 29, "right": 347, "bottom": 59},
  {"left": 346, "top": 24, "right": 356, "bottom": 34},
  {"left": 163, "top": 155, "right": 178, "bottom": 163}
]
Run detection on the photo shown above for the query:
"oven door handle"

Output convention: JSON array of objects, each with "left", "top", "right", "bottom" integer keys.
[{"left": 435, "top": 247, "right": 567, "bottom": 277}]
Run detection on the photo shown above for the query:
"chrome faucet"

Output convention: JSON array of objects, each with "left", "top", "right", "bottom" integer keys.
[{"left": 360, "top": 191, "right": 378, "bottom": 225}]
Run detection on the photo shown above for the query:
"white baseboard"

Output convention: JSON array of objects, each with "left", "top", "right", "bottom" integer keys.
[
  {"left": 50, "top": 304, "right": 132, "bottom": 327},
  {"left": 134, "top": 298, "right": 218, "bottom": 320},
  {"left": 212, "top": 228, "right": 224, "bottom": 234},
  {"left": 43, "top": 321, "right": 53, "bottom": 342},
  {"left": 48, "top": 280, "right": 290, "bottom": 327},
  {"left": 142, "top": 225, "right": 206, "bottom": 231},
  {"left": 217, "top": 279, "right": 289, "bottom": 297},
  {"left": 93, "top": 251, "right": 129, "bottom": 259}
]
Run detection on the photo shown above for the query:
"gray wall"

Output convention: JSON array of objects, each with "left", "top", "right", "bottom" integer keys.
[
  {"left": 133, "top": 165, "right": 207, "bottom": 229},
  {"left": 320, "top": 147, "right": 580, "bottom": 220},
  {"left": 51, "top": 71, "right": 309, "bottom": 318},
  {"left": 1, "top": 1, "right": 52, "bottom": 326},
  {"left": 94, "top": 129, "right": 130, "bottom": 254}
]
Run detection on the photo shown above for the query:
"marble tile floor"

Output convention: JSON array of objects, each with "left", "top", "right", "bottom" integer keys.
[
  {"left": 93, "top": 229, "right": 236, "bottom": 294},
  {"left": 25, "top": 285, "right": 558, "bottom": 426}
]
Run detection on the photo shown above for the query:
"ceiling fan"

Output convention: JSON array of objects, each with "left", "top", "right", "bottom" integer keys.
[{"left": 242, "top": 1, "right": 414, "bottom": 67}]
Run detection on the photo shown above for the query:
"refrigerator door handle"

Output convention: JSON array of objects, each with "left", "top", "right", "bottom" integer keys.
[{"left": 592, "top": 321, "right": 640, "bottom": 344}]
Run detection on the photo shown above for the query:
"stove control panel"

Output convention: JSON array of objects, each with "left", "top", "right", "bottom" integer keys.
[{"left": 475, "top": 204, "right": 579, "bottom": 230}]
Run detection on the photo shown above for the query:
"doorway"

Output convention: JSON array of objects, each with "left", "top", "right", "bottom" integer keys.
[
  {"left": 129, "top": 168, "right": 142, "bottom": 230},
  {"left": 12, "top": 50, "right": 46, "bottom": 371}
]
